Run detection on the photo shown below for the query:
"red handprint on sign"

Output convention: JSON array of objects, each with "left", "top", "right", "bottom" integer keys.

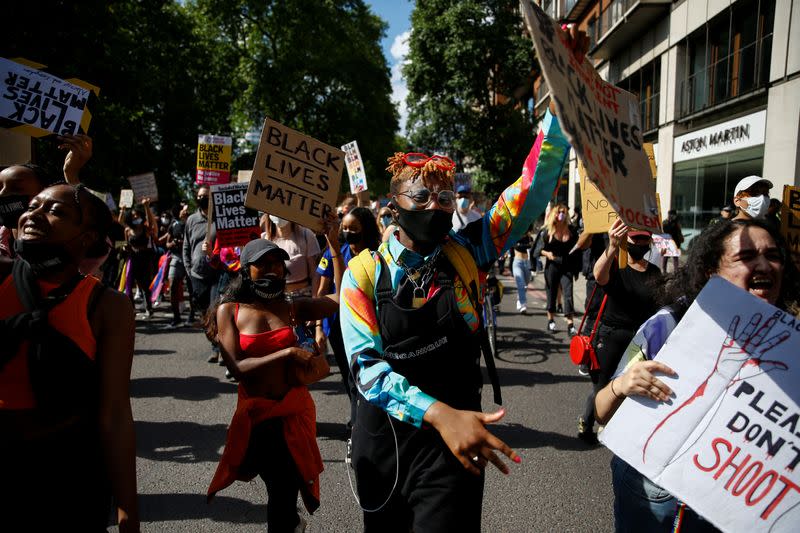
[{"left": 642, "top": 312, "right": 790, "bottom": 464}]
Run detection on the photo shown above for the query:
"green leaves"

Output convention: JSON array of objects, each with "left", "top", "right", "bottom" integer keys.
[
  {"left": 5, "top": 0, "right": 397, "bottom": 202},
  {"left": 405, "top": 0, "right": 538, "bottom": 197}
]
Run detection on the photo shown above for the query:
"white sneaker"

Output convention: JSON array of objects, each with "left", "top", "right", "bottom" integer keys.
[
  {"left": 518, "top": 305, "right": 527, "bottom": 314},
  {"left": 547, "top": 320, "right": 556, "bottom": 332},
  {"left": 515, "top": 300, "right": 521, "bottom": 311}
]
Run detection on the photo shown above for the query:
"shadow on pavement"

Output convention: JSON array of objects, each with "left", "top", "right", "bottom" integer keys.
[
  {"left": 139, "top": 493, "right": 266, "bottom": 524},
  {"left": 317, "top": 421, "right": 350, "bottom": 441},
  {"left": 131, "top": 376, "right": 236, "bottom": 401},
  {"left": 134, "top": 348, "right": 177, "bottom": 356},
  {"left": 492, "top": 422, "right": 593, "bottom": 451},
  {"left": 308, "top": 378, "right": 349, "bottom": 396},
  {"left": 493, "top": 366, "right": 588, "bottom": 387},
  {"left": 136, "top": 420, "right": 227, "bottom": 463}
]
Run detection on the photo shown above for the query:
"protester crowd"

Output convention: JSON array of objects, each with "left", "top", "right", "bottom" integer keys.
[{"left": 2, "top": 27, "right": 799, "bottom": 533}]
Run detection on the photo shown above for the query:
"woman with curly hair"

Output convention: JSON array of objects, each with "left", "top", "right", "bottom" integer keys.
[{"left": 594, "top": 218, "right": 800, "bottom": 532}]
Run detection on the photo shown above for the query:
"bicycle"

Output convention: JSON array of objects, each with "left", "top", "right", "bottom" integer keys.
[{"left": 483, "top": 274, "right": 500, "bottom": 359}]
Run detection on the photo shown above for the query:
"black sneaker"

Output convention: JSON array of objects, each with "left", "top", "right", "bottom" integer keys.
[
  {"left": 556, "top": 303, "right": 563, "bottom": 314},
  {"left": 577, "top": 417, "right": 599, "bottom": 445}
]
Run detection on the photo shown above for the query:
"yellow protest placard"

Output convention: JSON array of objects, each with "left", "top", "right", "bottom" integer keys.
[
  {"left": 579, "top": 160, "right": 618, "bottom": 234},
  {"left": 643, "top": 143, "right": 657, "bottom": 181},
  {"left": 196, "top": 134, "right": 232, "bottom": 185},
  {"left": 781, "top": 185, "right": 800, "bottom": 268}
]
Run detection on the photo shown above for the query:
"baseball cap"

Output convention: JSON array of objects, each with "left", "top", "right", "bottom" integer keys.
[
  {"left": 240, "top": 239, "right": 290, "bottom": 266},
  {"left": 734, "top": 176, "right": 772, "bottom": 196},
  {"left": 456, "top": 184, "right": 472, "bottom": 194}
]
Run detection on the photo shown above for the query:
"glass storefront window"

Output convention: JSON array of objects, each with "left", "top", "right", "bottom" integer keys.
[{"left": 672, "top": 145, "right": 764, "bottom": 240}]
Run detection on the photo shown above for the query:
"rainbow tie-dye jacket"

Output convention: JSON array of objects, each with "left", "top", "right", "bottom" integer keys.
[{"left": 339, "top": 111, "right": 570, "bottom": 427}]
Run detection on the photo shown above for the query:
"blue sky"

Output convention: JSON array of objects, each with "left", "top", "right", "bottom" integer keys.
[{"left": 367, "top": 1, "right": 414, "bottom": 134}]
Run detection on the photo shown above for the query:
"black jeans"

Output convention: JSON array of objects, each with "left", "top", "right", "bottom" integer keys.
[
  {"left": 241, "top": 418, "right": 304, "bottom": 532},
  {"left": 582, "top": 324, "right": 636, "bottom": 429},
  {"left": 353, "top": 402, "right": 485, "bottom": 533},
  {"left": 545, "top": 263, "right": 574, "bottom": 315}
]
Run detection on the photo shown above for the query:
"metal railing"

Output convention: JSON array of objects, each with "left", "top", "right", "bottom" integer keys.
[
  {"left": 588, "top": 0, "right": 634, "bottom": 49},
  {"left": 677, "top": 34, "right": 772, "bottom": 118}
]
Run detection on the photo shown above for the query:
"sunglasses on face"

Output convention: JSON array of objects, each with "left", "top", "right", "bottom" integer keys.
[
  {"left": 395, "top": 188, "right": 456, "bottom": 210},
  {"left": 402, "top": 152, "right": 456, "bottom": 171}
]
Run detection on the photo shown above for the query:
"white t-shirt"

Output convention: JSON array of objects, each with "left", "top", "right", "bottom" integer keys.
[
  {"left": 452, "top": 208, "right": 482, "bottom": 233},
  {"left": 262, "top": 226, "right": 321, "bottom": 284}
]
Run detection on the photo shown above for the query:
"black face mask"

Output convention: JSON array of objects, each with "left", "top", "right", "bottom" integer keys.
[
  {"left": 249, "top": 275, "right": 286, "bottom": 301},
  {"left": 14, "top": 238, "right": 71, "bottom": 274},
  {"left": 0, "top": 194, "right": 30, "bottom": 229},
  {"left": 340, "top": 231, "right": 362, "bottom": 245},
  {"left": 394, "top": 206, "right": 453, "bottom": 246},
  {"left": 627, "top": 243, "right": 650, "bottom": 261},
  {"left": 197, "top": 197, "right": 209, "bottom": 210}
]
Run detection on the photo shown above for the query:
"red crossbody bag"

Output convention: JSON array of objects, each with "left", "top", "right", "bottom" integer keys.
[{"left": 569, "top": 285, "right": 608, "bottom": 371}]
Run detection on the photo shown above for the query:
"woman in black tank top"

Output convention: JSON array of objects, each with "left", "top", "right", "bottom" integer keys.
[{"left": 123, "top": 199, "right": 157, "bottom": 317}]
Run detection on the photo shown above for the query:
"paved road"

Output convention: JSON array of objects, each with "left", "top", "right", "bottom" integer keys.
[{"left": 125, "top": 272, "right": 614, "bottom": 532}]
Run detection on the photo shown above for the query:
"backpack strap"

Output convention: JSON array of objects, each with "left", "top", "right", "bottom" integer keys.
[
  {"left": 443, "top": 241, "right": 502, "bottom": 405},
  {"left": 347, "top": 248, "right": 377, "bottom": 301}
]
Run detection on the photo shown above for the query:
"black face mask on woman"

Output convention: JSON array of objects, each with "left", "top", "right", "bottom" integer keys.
[
  {"left": 340, "top": 231, "right": 362, "bottom": 245},
  {"left": 394, "top": 206, "right": 453, "bottom": 247},
  {"left": 627, "top": 243, "right": 650, "bottom": 261},
  {"left": 14, "top": 238, "right": 71, "bottom": 273},
  {"left": 247, "top": 274, "right": 286, "bottom": 301}
]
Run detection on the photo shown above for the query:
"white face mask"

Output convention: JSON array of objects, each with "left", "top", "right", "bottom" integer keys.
[
  {"left": 269, "top": 215, "right": 290, "bottom": 228},
  {"left": 741, "top": 195, "right": 769, "bottom": 219}
]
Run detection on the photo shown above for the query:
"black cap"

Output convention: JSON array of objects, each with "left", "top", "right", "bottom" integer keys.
[{"left": 240, "top": 239, "right": 290, "bottom": 266}]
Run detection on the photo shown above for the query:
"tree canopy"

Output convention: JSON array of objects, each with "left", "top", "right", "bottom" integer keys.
[
  {"left": 3, "top": 0, "right": 398, "bottom": 207},
  {"left": 404, "top": 0, "right": 540, "bottom": 198}
]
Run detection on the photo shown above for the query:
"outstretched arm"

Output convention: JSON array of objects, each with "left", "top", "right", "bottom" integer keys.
[
  {"left": 451, "top": 110, "right": 570, "bottom": 266},
  {"left": 96, "top": 289, "right": 139, "bottom": 533}
]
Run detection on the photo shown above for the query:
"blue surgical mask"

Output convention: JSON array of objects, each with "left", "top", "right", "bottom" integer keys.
[
  {"left": 457, "top": 198, "right": 470, "bottom": 210},
  {"left": 381, "top": 215, "right": 393, "bottom": 228}
]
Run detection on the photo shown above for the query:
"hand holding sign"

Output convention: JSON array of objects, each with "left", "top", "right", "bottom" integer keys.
[
  {"left": 519, "top": 1, "right": 660, "bottom": 232},
  {"left": 59, "top": 133, "right": 93, "bottom": 183}
]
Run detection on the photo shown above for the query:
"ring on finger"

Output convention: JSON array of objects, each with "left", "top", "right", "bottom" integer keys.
[{"left": 471, "top": 455, "right": 480, "bottom": 463}]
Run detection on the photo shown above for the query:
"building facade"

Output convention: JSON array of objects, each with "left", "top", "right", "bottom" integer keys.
[{"left": 535, "top": 0, "right": 800, "bottom": 234}]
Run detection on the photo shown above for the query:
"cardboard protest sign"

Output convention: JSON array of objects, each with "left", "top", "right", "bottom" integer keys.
[
  {"left": 210, "top": 182, "right": 261, "bottom": 247},
  {"left": 127, "top": 172, "right": 158, "bottom": 202},
  {"left": 196, "top": 134, "right": 232, "bottom": 185},
  {"left": 245, "top": 118, "right": 343, "bottom": 233},
  {"left": 342, "top": 140, "right": 368, "bottom": 194},
  {"left": 781, "top": 185, "right": 799, "bottom": 268},
  {"left": 600, "top": 277, "right": 800, "bottom": 532},
  {"left": 1, "top": 57, "right": 99, "bottom": 137},
  {"left": 579, "top": 160, "right": 617, "bottom": 233},
  {"left": 119, "top": 189, "right": 134, "bottom": 209},
  {"left": 643, "top": 142, "right": 657, "bottom": 181},
  {"left": 519, "top": 2, "right": 660, "bottom": 232},
  {"left": 237, "top": 170, "right": 252, "bottom": 183}
]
